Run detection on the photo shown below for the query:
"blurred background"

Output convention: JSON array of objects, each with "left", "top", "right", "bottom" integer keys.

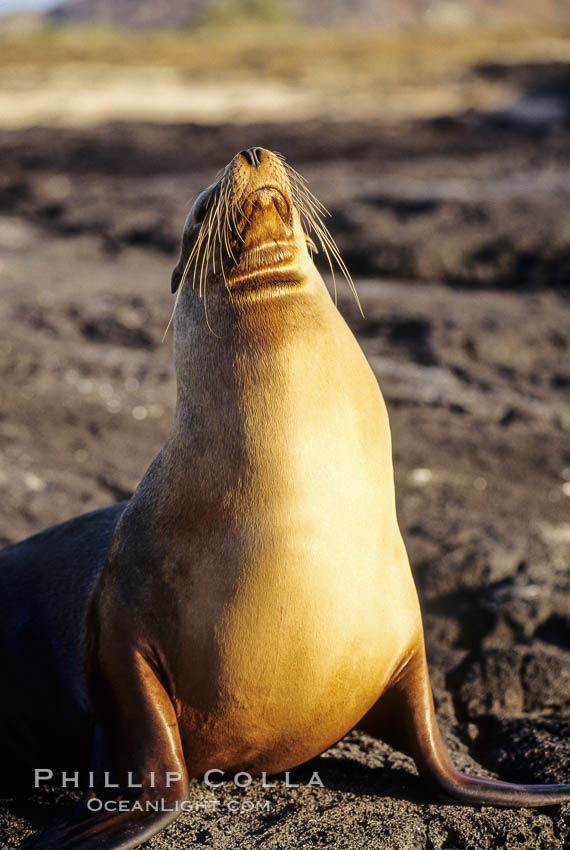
[{"left": 0, "top": 2, "right": 569, "bottom": 848}]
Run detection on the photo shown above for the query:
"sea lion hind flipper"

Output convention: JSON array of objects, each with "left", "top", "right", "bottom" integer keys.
[
  {"left": 25, "top": 653, "right": 189, "bottom": 850},
  {"left": 359, "top": 646, "right": 570, "bottom": 808}
]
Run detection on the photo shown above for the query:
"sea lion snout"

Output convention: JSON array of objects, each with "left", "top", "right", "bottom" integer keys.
[
  {"left": 230, "top": 146, "right": 292, "bottom": 223},
  {"left": 238, "top": 146, "right": 263, "bottom": 168}
]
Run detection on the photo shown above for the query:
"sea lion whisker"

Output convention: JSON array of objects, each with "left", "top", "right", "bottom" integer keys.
[
  {"left": 162, "top": 282, "right": 183, "bottom": 342},
  {"left": 210, "top": 206, "right": 219, "bottom": 277},
  {"left": 317, "top": 235, "right": 338, "bottom": 305},
  {"left": 310, "top": 217, "right": 362, "bottom": 314},
  {"left": 247, "top": 161, "right": 352, "bottom": 306},
  {"left": 288, "top": 185, "right": 360, "bottom": 311},
  {"left": 193, "top": 225, "right": 208, "bottom": 296},
  {"left": 228, "top": 194, "right": 244, "bottom": 244},
  {"left": 294, "top": 187, "right": 329, "bottom": 227},
  {"left": 198, "top": 231, "right": 211, "bottom": 299},
  {"left": 168, "top": 182, "right": 232, "bottom": 319},
  {"left": 181, "top": 223, "right": 208, "bottom": 289},
  {"left": 288, "top": 178, "right": 326, "bottom": 225},
  {"left": 202, "top": 237, "right": 222, "bottom": 338},
  {"left": 283, "top": 164, "right": 330, "bottom": 219},
  {"left": 204, "top": 203, "right": 220, "bottom": 292},
  {"left": 161, "top": 230, "right": 205, "bottom": 340},
  {"left": 223, "top": 180, "right": 236, "bottom": 255},
  {"left": 219, "top": 180, "right": 232, "bottom": 253},
  {"left": 206, "top": 196, "right": 218, "bottom": 241},
  {"left": 170, "top": 149, "right": 359, "bottom": 319},
  {"left": 190, "top": 227, "right": 205, "bottom": 294},
  {"left": 216, "top": 199, "right": 232, "bottom": 296},
  {"left": 224, "top": 186, "right": 238, "bottom": 254},
  {"left": 197, "top": 203, "right": 218, "bottom": 297},
  {"left": 214, "top": 186, "right": 230, "bottom": 274},
  {"left": 214, "top": 179, "right": 228, "bottom": 257},
  {"left": 288, "top": 179, "right": 361, "bottom": 313},
  {"left": 223, "top": 206, "right": 236, "bottom": 265},
  {"left": 233, "top": 201, "right": 249, "bottom": 244},
  {"left": 213, "top": 194, "right": 227, "bottom": 278},
  {"left": 211, "top": 206, "right": 223, "bottom": 279},
  {"left": 271, "top": 154, "right": 326, "bottom": 220}
]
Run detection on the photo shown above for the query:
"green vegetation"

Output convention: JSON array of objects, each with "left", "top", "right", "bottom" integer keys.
[
  {"left": 197, "top": 0, "right": 296, "bottom": 29},
  {"left": 0, "top": 23, "right": 567, "bottom": 89}
]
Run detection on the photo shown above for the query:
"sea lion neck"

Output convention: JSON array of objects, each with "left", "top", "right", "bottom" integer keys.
[
  {"left": 166, "top": 279, "right": 338, "bottom": 488},
  {"left": 171, "top": 280, "right": 323, "bottom": 395}
]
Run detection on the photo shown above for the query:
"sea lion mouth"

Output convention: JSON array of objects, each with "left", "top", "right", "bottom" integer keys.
[
  {"left": 226, "top": 184, "right": 295, "bottom": 288},
  {"left": 239, "top": 186, "right": 291, "bottom": 228}
]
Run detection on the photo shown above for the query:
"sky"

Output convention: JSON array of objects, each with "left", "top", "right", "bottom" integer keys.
[{"left": 0, "top": 0, "right": 60, "bottom": 13}]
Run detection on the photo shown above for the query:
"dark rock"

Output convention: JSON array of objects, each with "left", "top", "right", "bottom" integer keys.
[{"left": 80, "top": 315, "right": 155, "bottom": 349}]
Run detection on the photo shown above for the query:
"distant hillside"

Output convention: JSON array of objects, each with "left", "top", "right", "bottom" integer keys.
[
  {"left": 48, "top": 0, "right": 206, "bottom": 28},
  {"left": 46, "top": 0, "right": 570, "bottom": 30}
]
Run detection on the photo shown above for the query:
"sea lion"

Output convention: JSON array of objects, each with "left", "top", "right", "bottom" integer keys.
[{"left": 1, "top": 147, "right": 569, "bottom": 850}]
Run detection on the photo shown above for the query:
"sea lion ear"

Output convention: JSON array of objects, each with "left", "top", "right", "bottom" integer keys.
[{"left": 171, "top": 261, "right": 183, "bottom": 294}]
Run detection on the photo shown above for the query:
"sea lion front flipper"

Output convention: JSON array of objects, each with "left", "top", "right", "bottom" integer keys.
[
  {"left": 26, "top": 652, "right": 189, "bottom": 850},
  {"left": 359, "top": 645, "right": 570, "bottom": 807}
]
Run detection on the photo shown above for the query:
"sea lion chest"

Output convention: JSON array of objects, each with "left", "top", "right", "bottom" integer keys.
[{"left": 102, "top": 302, "right": 420, "bottom": 774}]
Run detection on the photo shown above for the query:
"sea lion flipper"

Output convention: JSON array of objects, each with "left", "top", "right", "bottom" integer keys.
[
  {"left": 26, "top": 653, "right": 189, "bottom": 849},
  {"left": 23, "top": 805, "right": 180, "bottom": 850},
  {"left": 360, "top": 646, "right": 570, "bottom": 807}
]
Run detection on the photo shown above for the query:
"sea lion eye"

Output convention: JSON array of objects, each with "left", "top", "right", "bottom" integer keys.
[
  {"left": 193, "top": 196, "right": 209, "bottom": 224},
  {"left": 192, "top": 184, "right": 217, "bottom": 225}
]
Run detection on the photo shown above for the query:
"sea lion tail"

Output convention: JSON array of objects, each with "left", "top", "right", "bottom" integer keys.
[{"left": 390, "top": 647, "right": 570, "bottom": 807}]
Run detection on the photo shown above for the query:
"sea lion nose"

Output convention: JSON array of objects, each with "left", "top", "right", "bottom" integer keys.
[{"left": 240, "top": 147, "right": 263, "bottom": 168}]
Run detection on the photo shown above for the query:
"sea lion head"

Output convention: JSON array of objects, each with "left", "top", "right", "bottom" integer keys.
[{"left": 170, "top": 148, "right": 354, "bottom": 312}]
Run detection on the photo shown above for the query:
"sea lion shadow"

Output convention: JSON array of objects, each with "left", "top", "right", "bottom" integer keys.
[
  {"left": 0, "top": 791, "right": 79, "bottom": 845},
  {"left": 288, "top": 753, "right": 429, "bottom": 805},
  {"left": 3, "top": 761, "right": 426, "bottom": 848}
]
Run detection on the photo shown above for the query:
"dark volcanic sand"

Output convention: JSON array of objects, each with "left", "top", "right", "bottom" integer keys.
[{"left": 0, "top": 97, "right": 569, "bottom": 848}]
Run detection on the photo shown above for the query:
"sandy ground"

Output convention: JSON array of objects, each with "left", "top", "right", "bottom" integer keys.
[
  {"left": 0, "top": 62, "right": 523, "bottom": 127},
  {"left": 0, "top": 30, "right": 569, "bottom": 850},
  {"left": 0, "top": 27, "right": 569, "bottom": 128}
]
